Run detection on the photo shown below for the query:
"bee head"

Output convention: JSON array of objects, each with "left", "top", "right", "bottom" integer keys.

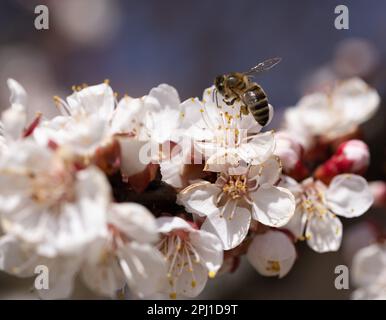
[{"left": 214, "top": 75, "right": 226, "bottom": 95}]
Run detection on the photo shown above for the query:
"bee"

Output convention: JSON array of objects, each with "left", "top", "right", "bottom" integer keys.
[{"left": 214, "top": 57, "right": 281, "bottom": 127}]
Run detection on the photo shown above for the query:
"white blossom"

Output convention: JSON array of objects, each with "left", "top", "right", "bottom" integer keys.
[
  {"left": 178, "top": 157, "right": 296, "bottom": 250},
  {"left": 351, "top": 243, "right": 386, "bottom": 300},
  {"left": 283, "top": 78, "right": 379, "bottom": 149},
  {"left": 0, "top": 140, "right": 111, "bottom": 257},
  {"left": 179, "top": 86, "right": 275, "bottom": 173},
  {"left": 156, "top": 216, "right": 223, "bottom": 299},
  {"left": 81, "top": 203, "right": 166, "bottom": 298},
  {"left": 282, "top": 174, "right": 373, "bottom": 253}
]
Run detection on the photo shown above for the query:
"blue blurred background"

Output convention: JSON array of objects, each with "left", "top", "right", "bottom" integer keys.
[
  {"left": 0, "top": 0, "right": 385, "bottom": 112},
  {"left": 0, "top": 0, "right": 385, "bottom": 299}
]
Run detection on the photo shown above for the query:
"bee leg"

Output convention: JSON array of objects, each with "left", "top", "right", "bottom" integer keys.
[
  {"left": 214, "top": 89, "right": 220, "bottom": 108},
  {"left": 222, "top": 97, "right": 237, "bottom": 106},
  {"left": 240, "top": 105, "right": 249, "bottom": 115}
]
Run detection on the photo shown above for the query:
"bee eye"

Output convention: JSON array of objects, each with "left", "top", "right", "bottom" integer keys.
[{"left": 227, "top": 76, "right": 238, "bottom": 87}]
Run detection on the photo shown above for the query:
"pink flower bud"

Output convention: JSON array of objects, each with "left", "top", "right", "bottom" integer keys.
[
  {"left": 337, "top": 140, "right": 370, "bottom": 172},
  {"left": 369, "top": 181, "right": 386, "bottom": 208},
  {"left": 315, "top": 139, "right": 369, "bottom": 183}
]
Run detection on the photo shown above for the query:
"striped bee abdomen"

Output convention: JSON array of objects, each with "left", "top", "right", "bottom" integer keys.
[{"left": 242, "top": 85, "right": 270, "bottom": 126}]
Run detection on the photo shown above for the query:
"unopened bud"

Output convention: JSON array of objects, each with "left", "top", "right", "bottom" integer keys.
[
  {"left": 315, "top": 140, "right": 369, "bottom": 184},
  {"left": 369, "top": 181, "right": 386, "bottom": 208}
]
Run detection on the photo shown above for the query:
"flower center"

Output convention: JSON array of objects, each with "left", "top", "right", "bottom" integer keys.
[
  {"left": 266, "top": 260, "right": 281, "bottom": 273},
  {"left": 301, "top": 182, "right": 327, "bottom": 218},
  {"left": 157, "top": 233, "right": 201, "bottom": 299},
  {"left": 29, "top": 169, "right": 75, "bottom": 207},
  {"left": 222, "top": 175, "right": 248, "bottom": 200}
]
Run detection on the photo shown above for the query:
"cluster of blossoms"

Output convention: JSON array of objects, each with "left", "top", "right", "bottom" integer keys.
[
  {"left": 350, "top": 181, "right": 386, "bottom": 299},
  {"left": 0, "top": 74, "right": 379, "bottom": 299}
]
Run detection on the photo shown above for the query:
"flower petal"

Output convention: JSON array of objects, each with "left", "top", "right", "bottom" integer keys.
[
  {"left": 326, "top": 174, "right": 373, "bottom": 218},
  {"left": 256, "top": 156, "right": 282, "bottom": 187},
  {"left": 201, "top": 203, "right": 251, "bottom": 250},
  {"left": 178, "top": 182, "right": 221, "bottom": 217},
  {"left": 281, "top": 206, "right": 307, "bottom": 240},
  {"left": 66, "top": 83, "right": 115, "bottom": 119},
  {"left": 351, "top": 243, "right": 386, "bottom": 288},
  {"left": 118, "top": 242, "right": 167, "bottom": 298},
  {"left": 247, "top": 230, "right": 296, "bottom": 278},
  {"left": 333, "top": 77, "right": 380, "bottom": 125},
  {"left": 174, "top": 262, "right": 208, "bottom": 298},
  {"left": 306, "top": 212, "right": 343, "bottom": 253},
  {"left": 238, "top": 131, "right": 275, "bottom": 165},
  {"left": 250, "top": 186, "right": 295, "bottom": 227},
  {"left": 108, "top": 203, "right": 158, "bottom": 244},
  {"left": 156, "top": 216, "right": 195, "bottom": 234},
  {"left": 7, "top": 78, "right": 27, "bottom": 107},
  {"left": 189, "top": 229, "right": 223, "bottom": 275},
  {"left": 81, "top": 239, "right": 126, "bottom": 298}
]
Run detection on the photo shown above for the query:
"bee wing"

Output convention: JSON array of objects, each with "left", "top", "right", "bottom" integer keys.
[{"left": 244, "top": 57, "right": 282, "bottom": 75}]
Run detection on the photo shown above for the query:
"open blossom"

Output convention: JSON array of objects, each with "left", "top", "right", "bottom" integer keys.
[
  {"left": 283, "top": 78, "right": 379, "bottom": 149},
  {"left": 351, "top": 243, "right": 386, "bottom": 299},
  {"left": 0, "top": 234, "right": 82, "bottom": 299},
  {"left": 0, "top": 203, "right": 166, "bottom": 299},
  {"left": 156, "top": 216, "right": 223, "bottom": 299},
  {"left": 178, "top": 156, "right": 296, "bottom": 250},
  {"left": 179, "top": 86, "right": 275, "bottom": 173},
  {"left": 0, "top": 140, "right": 111, "bottom": 257},
  {"left": 34, "top": 82, "right": 182, "bottom": 179},
  {"left": 81, "top": 203, "right": 166, "bottom": 298},
  {"left": 247, "top": 230, "right": 296, "bottom": 278},
  {"left": 282, "top": 174, "right": 373, "bottom": 253}
]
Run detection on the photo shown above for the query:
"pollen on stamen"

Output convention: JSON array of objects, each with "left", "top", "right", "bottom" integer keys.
[
  {"left": 191, "top": 280, "right": 196, "bottom": 288},
  {"left": 169, "top": 292, "right": 177, "bottom": 299},
  {"left": 208, "top": 271, "right": 216, "bottom": 278}
]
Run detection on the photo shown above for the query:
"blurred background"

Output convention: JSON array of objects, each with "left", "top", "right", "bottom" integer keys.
[{"left": 0, "top": 0, "right": 386, "bottom": 299}]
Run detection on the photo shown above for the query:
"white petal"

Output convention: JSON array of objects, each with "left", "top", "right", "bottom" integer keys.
[
  {"left": 66, "top": 83, "right": 115, "bottom": 119},
  {"left": 1, "top": 104, "right": 26, "bottom": 140},
  {"left": 255, "top": 156, "right": 282, "bottom": 187},
  {"left": 118, "top": 136, "right": 149, "bottom": 177},
  {"left": 111, "top": 96, "right": 145, "bottom": 134},
  {"left": 351, "top": 243, "right": 386, "bottom": 288},
  {"left": 148, "top": 84, "right": 180, "bottom": 112},
  {"left": 247, "top": 230, "right": 296, "bottom": 278},
  {"left": 174, "top": 262, "right": 208, "bottom": 298},
  {"left": 189, "top": 229, "right": 223, "bottom": 275},
  {"left": 108, "top": 203, "right": 158, "bottom": 243},
  {"left": 81, "top": 239, "right": 126, "bottom": 298},
  {"left": 296, "top": 93, "right": 335, "bottom": 134},
  {"left": 37, "top": 257, "right": 80, "bottom": 300},
  {"left": 178, "top": 182, "right": 221, "bottom": 217},
  {"left": 281, "top": 206, "right": 307, "bottom": 240},
  {"left": 0, "top": 234, "right": 36, "bottom": 277},
  {"left": 238, "top": 131, "right": 275, "bottom": 165},
  {"left": 201, "top": 203, "right": 251, "bottom": 250},
  {"left": 250, "top": 186, "right": 295, "bottom": 227},
  {"left": 7, "top": 78, "right": 27, "bottom": 107},
  {"left": 36, "top": 166, "right": 110, "bottom": 256},
  {"left": 118, "top": 242, "right": 167, "bottom": 298},
  {"left": 326, "top": 174, "right": 373, "bottom": 218},
  {"left": 306, "top": 212, "right": 343, "bottom": 253},
  {"left": 156, "top": 216, "right": 195, "bottom": 234},
  {"left": 333, "top": 77, "right": 379, "bottom": 125}
]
